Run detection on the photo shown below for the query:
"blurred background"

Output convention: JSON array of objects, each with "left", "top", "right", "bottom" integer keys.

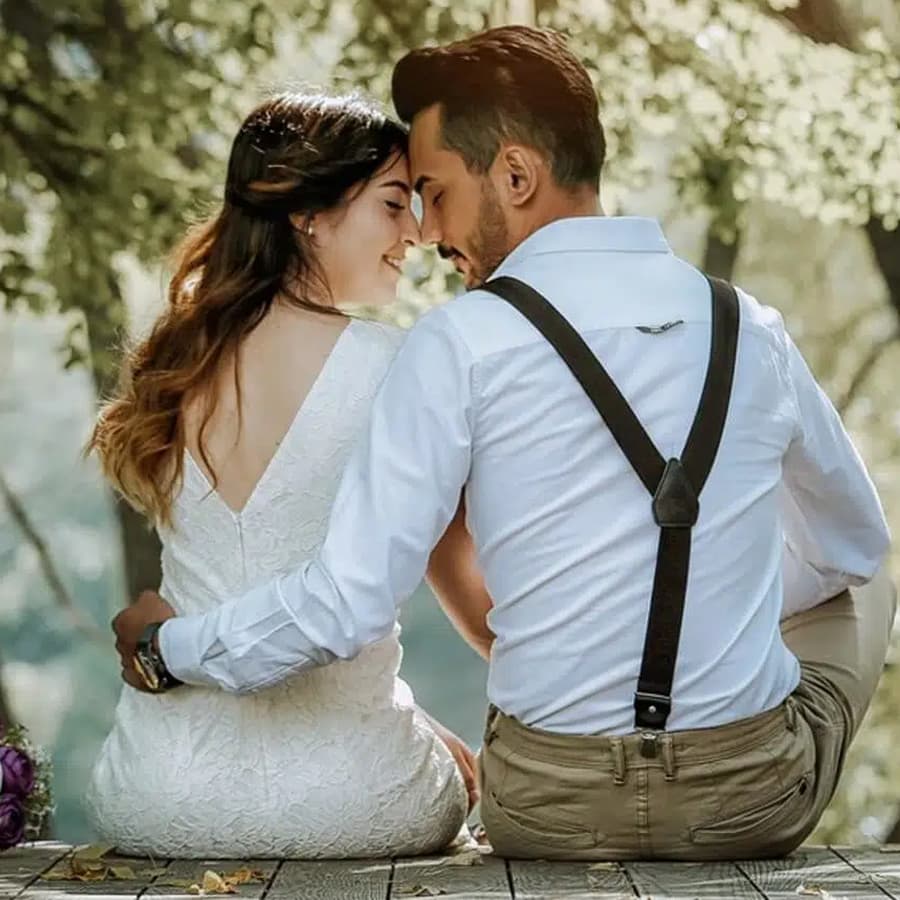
[{"left": 1, "top": 0, "right": 900, "bottom": 846}]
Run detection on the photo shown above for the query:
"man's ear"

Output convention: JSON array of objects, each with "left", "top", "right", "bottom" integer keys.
[{"left": 493, "top": 145, "right": 541, "bottom": 207}]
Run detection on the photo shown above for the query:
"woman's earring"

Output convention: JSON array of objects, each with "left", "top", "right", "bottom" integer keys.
[{"left": 306, "top": 222, "right": 315, "bottom": 237}]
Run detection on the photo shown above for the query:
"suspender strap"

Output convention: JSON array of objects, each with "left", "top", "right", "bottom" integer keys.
[
  {"left": 481, "top": 274, "right": 740, "bottom": 731},
  {"left": 481, "top": 278, "right": 667, "bottom": 495}
]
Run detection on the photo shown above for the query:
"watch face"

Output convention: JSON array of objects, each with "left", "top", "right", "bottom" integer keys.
[{"left": 133, "top": 650, "right": 161, "bottom": 692}]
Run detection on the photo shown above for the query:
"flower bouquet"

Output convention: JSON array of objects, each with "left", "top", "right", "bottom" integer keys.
[{"left": 0, "top": 723, "right": 53, "bottom": 851}]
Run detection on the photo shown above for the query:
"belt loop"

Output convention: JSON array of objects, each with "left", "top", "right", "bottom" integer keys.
[
  {"left": 485, "top": 705, "right": 500, "bottom": 745},
  {"left": 661, "top": 734, "right": 677, "bottom": 781},
  {"left": 611, "top": 738, "right": 627, "bottom": 786},
  {"left": 784, "top": 698, "right": 797, "bottom": 733}
]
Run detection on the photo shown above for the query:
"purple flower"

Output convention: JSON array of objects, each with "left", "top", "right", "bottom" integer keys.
[
  {"left": 0, "top": 796, "right": 24, "bottom": 850},
  {"left": 0, "top": 747, "right": 34, "bottom": 799}
]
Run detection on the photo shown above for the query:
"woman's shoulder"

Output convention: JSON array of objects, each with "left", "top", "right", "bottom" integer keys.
[{"left": 347, "top": 317, "right": 408, "bottom": 358}]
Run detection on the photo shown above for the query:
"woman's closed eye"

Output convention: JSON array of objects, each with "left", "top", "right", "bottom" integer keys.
[
  {"left": 385, "top": 200, "right": 405, "bottom": 214},
  {"left": 432, "top": 191, "right": 444, "bottom": 208}
]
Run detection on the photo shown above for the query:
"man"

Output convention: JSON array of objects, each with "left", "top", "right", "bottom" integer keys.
[{"left": 115, "top": 26, "right": 893, "bottom": 859}]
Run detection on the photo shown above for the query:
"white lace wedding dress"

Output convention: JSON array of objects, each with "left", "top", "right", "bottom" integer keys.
[{"left": 85, "top": 318, "right": 467, "bottom": 859}]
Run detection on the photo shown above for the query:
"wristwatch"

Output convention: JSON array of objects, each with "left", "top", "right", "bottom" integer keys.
[{"left": 133, "top": 622, "right": 184, "bottom": 693}]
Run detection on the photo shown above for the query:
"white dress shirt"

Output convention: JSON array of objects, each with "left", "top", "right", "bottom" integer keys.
[{"left": 160, "top": 217, "right": 890, "bottom": 735}]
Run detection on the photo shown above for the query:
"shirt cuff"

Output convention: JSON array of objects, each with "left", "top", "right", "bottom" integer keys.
[
  {"left": 781, "top": 543, "right": 854, "bottom": 619},
  {"left": 157, "top": 616, "right": 219, "bottom": 689}
]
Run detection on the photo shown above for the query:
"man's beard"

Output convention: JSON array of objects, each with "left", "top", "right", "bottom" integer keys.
[{"left": 467, "top": 180, "right": 509, "bottom": 289}]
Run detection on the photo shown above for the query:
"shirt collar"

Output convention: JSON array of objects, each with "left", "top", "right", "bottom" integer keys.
[{"left": 492, "top": 216, "right": 671, "bottom": 278}]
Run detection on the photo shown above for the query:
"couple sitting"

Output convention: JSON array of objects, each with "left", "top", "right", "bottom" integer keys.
[{"left": 86, "top": 25, "right": 894, "bottom": 861}]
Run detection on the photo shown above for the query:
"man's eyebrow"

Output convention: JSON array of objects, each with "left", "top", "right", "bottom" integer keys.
[
  {"left": 380, "top": 179, "right": 411, "bottom": 194},
  {"left": 414, "top": 175, "right": 433, "bottom": 194}
]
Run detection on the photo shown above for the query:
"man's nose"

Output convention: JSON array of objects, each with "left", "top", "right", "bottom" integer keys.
[{"left": 419, "top": 207, "right": 442, "bottom": 247}]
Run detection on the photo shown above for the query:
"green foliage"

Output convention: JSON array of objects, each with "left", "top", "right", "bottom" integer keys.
[
  {"left": 0, "top": 0, "right": 319, "bottom": 385},
  {"left": 3, "top": 0, "right": 898, "bottom": 377},
  {"left": 311, "top": 0, "right": 900, "bottom": 234}
]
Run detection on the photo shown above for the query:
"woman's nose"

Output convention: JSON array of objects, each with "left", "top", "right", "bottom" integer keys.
[{"left": 401, "top": 209, "right": 421, "bottom": 247}]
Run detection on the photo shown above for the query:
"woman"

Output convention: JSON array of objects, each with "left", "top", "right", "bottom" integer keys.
[{"left": 85, "top": 92, "right": 491, "bottom": 858}]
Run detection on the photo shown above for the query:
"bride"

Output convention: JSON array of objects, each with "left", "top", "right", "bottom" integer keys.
[{"left": 84, "top": 91, "right": 487, "bottom": 858}]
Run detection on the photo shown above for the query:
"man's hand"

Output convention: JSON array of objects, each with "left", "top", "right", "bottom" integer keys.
[{"left": 112, "top": 590, "right": 176, "bottom": 692}]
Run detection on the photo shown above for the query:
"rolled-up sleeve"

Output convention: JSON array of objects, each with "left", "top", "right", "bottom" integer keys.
[
  {"left": 780, "top": 331, "right": 890, "bottom": 614},
  {"left": 159, "top": 308, "right": 475, "bottom": 693}
]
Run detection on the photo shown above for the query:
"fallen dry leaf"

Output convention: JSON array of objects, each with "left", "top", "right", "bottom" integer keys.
[
  {"left": 42, "top": 856, "right": 136, "bottom": 884},
  {"left": 588, "top": 862, "right": 620, "bottom": 871},
  {"left": 187, "top": 869, "right": 238, "bottom": 895},
  {"left": 224, "top": 867, "right": 267, "bottom": 885},
  {"left": 73, "top": 843, "right": 115, "bottom": 860},
  {"left": 109, "top": 865, "right": 137, "bottom": 880},
  {"left": 41, "top": 855, "right": 262, "bottom": 894},
  {"left": 796, "top": 884, "right": 835, "bottom": 899},
  {"left": 184, "top": 867, "right": 267, "bottom": 895}
]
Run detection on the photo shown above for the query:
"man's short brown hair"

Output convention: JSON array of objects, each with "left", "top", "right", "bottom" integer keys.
[{"left": 392, "top": 26, "right": 604, "bottom": 189}]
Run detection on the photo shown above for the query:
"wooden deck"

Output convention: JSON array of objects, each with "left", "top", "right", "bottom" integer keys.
[{"left": 5, "top": 841, "right": 900, "bottom": 899}]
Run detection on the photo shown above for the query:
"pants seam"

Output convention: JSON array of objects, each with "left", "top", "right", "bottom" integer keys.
[{"left": 636, "top": 767, "right": 650, "bottom": 856}]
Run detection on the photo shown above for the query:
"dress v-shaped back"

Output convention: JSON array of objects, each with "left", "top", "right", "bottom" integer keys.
[
  {"left": 183, "top": 319, "right": 356, "bottom": 518},
  {"left": 86, "top": 317, "right": 466, "bottom": 859}
]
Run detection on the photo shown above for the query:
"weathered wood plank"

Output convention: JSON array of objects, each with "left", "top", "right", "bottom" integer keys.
[
  {"left": 625, "top": 861, "right": 760, "bottom": 898},
  {"left": 265, "top": 859, "right": 391, "bottom": 900},
  {"left": 14, "top": 844, "right": 900, "bottom": 899},
  {"left": 391, "top": 854, "right": 511, "bottom": 898},
  {"left": 143, "top": 857, "right": 278, "bottom": 899},
  {"left": 832, "top": 846, "right": 900, "bottom": 899},
  {"left": 509, "top": 860, "right": 634, "bottom": 898},
  {"left": 738, "top": 847, "right": 889, "bottom": 899},
  {"left": 19, "top": 846, "right": 172, "bottom": 899},
  {"left": 0, "top": 842, "right": 72, "bottom": 899}
]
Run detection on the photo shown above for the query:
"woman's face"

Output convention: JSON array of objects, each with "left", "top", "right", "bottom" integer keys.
[{"left": 312, "top": 151, "right": 420, "bottom": 307}]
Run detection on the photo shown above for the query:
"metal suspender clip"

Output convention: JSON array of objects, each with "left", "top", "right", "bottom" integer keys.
[{"left": 639, "top": 732, "right": 659, "bottom": 759}]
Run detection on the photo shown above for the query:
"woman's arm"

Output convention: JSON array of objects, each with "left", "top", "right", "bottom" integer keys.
[{"left": 426, "top": 495, "right": 495, "bottom": 661}]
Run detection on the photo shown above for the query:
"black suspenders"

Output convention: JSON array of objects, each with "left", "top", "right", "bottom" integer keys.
[{"left": 480, "top": 275, "right": 740, "bottom": 735}]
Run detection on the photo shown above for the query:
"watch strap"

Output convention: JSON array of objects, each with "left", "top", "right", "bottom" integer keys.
[{"left": 136, "top": 621, "right": 184, "bottom": 691}]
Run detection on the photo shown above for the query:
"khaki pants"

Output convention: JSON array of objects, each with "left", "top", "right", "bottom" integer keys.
[{"left": 479, "top": 566, "right": 896, "bottom": 860}]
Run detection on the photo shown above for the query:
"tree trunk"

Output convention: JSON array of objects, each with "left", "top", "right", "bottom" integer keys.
[
  {"left": 0, "top": 645, "right": 14, "bottom": 731},
  {"left": 115, "top": 499, "right": 163, "bottom": 599},
  {"left": 779, "top": 0, "right": 857, "bottom": 47},
  {"left": 86, "top": 286, "right": 163, "bottom": 607},
  {"left": 703, "top": 231, "right": 740, "bottom": 280},
  {"left": 865, "top": 217, "right": 900, "bottom": 322}
]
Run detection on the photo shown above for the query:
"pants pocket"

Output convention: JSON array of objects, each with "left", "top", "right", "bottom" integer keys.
[
  {"left": 689, "top": 772, "right": 813, "bottom": 848},
  {"left": 483, "top": 789, "right": 601, "bottom": 856}
]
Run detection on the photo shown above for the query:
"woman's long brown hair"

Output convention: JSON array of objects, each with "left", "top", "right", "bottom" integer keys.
[{"left": 88, "top": 93, "right": 407, "bottom": 527}]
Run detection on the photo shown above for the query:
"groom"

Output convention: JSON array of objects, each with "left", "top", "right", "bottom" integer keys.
[{"left": 115, "top": 26, "right": 894, "bottom": 859}]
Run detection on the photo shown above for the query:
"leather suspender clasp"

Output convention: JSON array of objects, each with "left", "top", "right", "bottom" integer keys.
[
  {"left": 652, "top": 458, "right": 699, "bottom": 528},
  {"left": 634, "top": 691, "right": 671, "bottom": 731}
]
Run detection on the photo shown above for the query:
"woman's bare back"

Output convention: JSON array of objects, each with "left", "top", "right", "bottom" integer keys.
[{"left": 182, "top": 304, "right": 351, "bottom": 514}]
